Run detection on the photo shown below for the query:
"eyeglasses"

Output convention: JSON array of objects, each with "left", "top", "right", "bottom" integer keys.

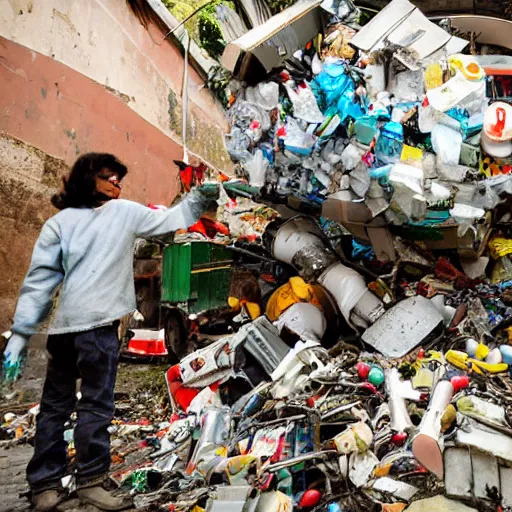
[{"left": 98, "top": 175, "right": 122, "bottom": 188}]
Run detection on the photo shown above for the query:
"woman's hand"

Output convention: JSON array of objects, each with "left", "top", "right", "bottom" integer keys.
[{"left": 2, "top": 333, "right": 28, "bottom": 382}]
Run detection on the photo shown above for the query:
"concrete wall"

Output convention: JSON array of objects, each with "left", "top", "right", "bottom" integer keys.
[{"left": 0, "top": 0, "right": 232, "bottom": 332}]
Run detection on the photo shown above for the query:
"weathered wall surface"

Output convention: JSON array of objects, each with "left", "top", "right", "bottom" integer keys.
[
  {"left": 0, "top": 0, "right": 232, "bottom": 332},
  {"left": 0, "top": 0, "right": 232, "bottom": 172}
]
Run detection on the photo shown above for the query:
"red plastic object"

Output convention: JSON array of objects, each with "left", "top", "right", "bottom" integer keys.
[
  {"left": 391, "top": 432, "right": 408, "bottom": 447},
  {"left": 126, "top": 337, "right": 168, "bottom": 356},
  {"left": 179, "top": 166, "right": 194, "bottom": 192},
  {"left": 356, "top": 362, "right": 371, "bottom": 380},
  {"left": 450, "top": 375, "right": 470, "bottom": 392},
  {"left": 490, "top": 107, "right": 506, "bottom": 139},
  {"left": 299, "top": 489, "right": 322, "bottom": 509},
  {"left": 188, "top": 217, "right": 230, "bottom": 239},
  {"left": 360, "top": 382, "right": 378, "bottom": 394},
  {"left": 165, "top": 365, "right": 221, "bottom": 412}
]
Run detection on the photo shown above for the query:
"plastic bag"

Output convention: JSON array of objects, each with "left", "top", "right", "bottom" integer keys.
[
  {"left": 352, "top": 240, "right": 375, "bottom": 260},
  {"left": 341, "top": 143, "right": 364, "bottom": 170},
  {"left": 243, "top": 150, "right": 269, "bottom": 188},
  {"left": 389, "top": 164, "right": 425, "bottom": 219},
  {"left": 280, "top": 117, "right": 317, "bottom": 156},
  {"left": 312, "top": 59, "right": 365, "bottom": 122},
  {"left": 350, "top": 161, "right": 371, "bottom": 198},
  {"left": 228, "top": 99, "right": 271, "bottom": 132},
  {"left": 321, "top": 139, "right": 342, "bottom": 165},
  {"left": 375, "top": 122, "right": 403, "bottom": 165},
  {"left": 431, "top": 124, "right": 462, "bottom": 166},
  {"left": 449, "top": 203, "right": 485, "bottom": 237},
  {"left": 284, "top": 81, "right": 325, "bottom": 124},
  {"left": 224, "top": 127, "right": 251, "bottom": 162}
]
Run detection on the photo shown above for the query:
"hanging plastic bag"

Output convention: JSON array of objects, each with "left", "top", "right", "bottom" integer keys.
[{"left": 243, "top": 149, "right": 269, "bottom": 188}]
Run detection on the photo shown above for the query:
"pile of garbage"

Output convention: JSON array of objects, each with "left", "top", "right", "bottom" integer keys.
[
  {"left": 3, "top": 1, "right": 512, "bottom": 511},
  {"left": 91, "top": 216, "right": 512, "bottom": 511},
  {"left": 219, "top": 0, "right": 512, "bottom": 264},
  {"left": 108, "top": 1, "right": 512, "bottom": 510}
]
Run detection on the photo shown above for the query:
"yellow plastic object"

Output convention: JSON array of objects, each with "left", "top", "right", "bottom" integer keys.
[
  {"left": 446, "top": 350, "right": 508, "bottom": 375},
  {"left": 489, "top": 238, "right": 512, "bottom": 259},
  {"left": 266, "top": 277, "right": 322, "bottom": 321},
  {"left": 424, "top": 63, "right": 444, "bottom": 90},
  {"left": 441, "top": 404, "right": 457, "bottom": 432},
  {"left": 245, "top": 302, "right": 261, "bottom": 320},
  {"left": 228, "top": 296, "right": 240, "bottom": 309},
  {"left": 401, "top": 145, "right": 423, "bottom": 165},
  {"left": 474, "top": 343, "right": 490, "bottom": 361},
  {"left": 228, "top": 296, "right": 261, "bottom": 320},
  {"left": 448, "top": 54, "right": 485, "bottom": 81}
]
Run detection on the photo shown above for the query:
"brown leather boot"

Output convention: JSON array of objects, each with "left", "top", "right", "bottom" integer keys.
[
  {"left": 77, "top": 485, "right": 133, "bottom": 511},
  {"left": 33, "top": 490, "right": 65, "bottom": 512}
]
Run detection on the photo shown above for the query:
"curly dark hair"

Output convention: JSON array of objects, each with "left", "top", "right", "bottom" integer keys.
[{"left": 51, "top": 153, "right": 128, "bottom": 210}]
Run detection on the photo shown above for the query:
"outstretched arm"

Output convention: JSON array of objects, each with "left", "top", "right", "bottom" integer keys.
[{"left": 132, "top": 189, "right": 215, "bottom": 238}]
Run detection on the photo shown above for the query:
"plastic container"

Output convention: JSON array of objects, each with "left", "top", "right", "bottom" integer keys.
[{"left": 272, "top": 216, "right": 324, "bottom": 265}]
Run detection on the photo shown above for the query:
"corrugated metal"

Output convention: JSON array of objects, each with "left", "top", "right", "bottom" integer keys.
[
  {"left": 161, "top": 244, "right": 192, "bottom": 303},
  {"left": 162, "top": 243, "right": 233, "bottom": 313}
]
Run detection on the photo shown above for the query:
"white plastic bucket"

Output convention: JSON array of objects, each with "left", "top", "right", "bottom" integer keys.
[{"left": 274, "top": 302, "right": 327, "bottom": 342}]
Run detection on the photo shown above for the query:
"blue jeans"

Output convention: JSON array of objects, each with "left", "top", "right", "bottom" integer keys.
[{"left": 27, "top": 325, "right": 119, "bottom": 492}]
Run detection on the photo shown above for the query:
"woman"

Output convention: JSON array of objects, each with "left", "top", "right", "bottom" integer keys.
[{"left": 2, "top": 153, "right": 213, "bottom": 511}]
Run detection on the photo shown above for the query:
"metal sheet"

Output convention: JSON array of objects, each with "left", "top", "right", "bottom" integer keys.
[
  {"left": 350, "top": 0, "right": 415, "bottom": 51},
  {"left": 243, "top": 317, "right": 291, "bottom": 376},
  {"left": 361, "top": 296, "right": 443, "bottom": 358},
  {"left": 351, "top": 0, "right": 468, "bottom": 69},
  {"left": 222, "top": 0, "right": 323, "bottom": 78}
]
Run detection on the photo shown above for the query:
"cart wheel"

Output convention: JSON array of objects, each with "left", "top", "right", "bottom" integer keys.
[{"left": 163, "top": 311, "right": 187, "bottom": 364}]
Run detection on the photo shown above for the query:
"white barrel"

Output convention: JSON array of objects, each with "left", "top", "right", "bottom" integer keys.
[
  {"left": 318, "top": 263, "right": 369, "bottom": 323},
  {"left": 272, "top": 216, "right": 324, "bottom": 265}
]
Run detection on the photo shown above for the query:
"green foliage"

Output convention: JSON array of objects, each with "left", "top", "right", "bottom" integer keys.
[
  {"left": 164, "top": 0, "right": 300, "bottom": 58},
  {"left": 198, "top": 12, "right": 226, "bottom": 59},
  {"left": 163, "top": 0, "right": 202, "bottom": 38},
  {"left": 163, "top": 0, "right": 235, "bottom": 59},
  {"left": 267, "top": 0, "right": 295, "bottom": 15}
]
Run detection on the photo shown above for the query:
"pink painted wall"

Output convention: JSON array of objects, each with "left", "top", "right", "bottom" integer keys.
[
  {"left": 0, "top": 0, "right": 232, "bottom": 172},
  {"left": 0, "top": 36, "right": 185, "bottom": 205}
]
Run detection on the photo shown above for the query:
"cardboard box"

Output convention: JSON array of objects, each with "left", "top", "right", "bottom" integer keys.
[
  {"left": 392, "top": 212, "right": 493, "bottom": 260},
  {"left": 322, "top": 192, "right": 396, "bottom": 262},
  {"left": 322, "top": 192, "right": 492, "bottom": 261},
  {"left": 221, "top": 0, "right": 323, "bottom": 81}
]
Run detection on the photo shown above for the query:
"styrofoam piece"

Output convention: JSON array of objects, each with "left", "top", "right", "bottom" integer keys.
[{"left": 444, "top": 447, "right": 472, "bottom": 499}]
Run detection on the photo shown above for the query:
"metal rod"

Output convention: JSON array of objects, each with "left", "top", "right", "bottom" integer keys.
[
  {"left": 266, "top": 450, "right": 339, "bottom": 472},
  {"left": 163, "top": 0, "right": 217, "bottom": 40}
]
